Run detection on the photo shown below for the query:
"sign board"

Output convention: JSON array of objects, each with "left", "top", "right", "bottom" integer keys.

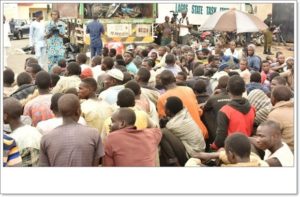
[
  {"left": 136, "top": 24, "right": 152, "bottom": 37},
  {"left": 156, "top": 3, "right": 242, "bottom": 25},
  {"left": 107, "top": 24, "right": 132, "bottom": 37}
]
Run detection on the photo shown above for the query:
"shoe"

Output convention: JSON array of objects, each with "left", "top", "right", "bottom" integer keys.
[{"left": 263, "top": 51, "right": 268, "bottom": 54}]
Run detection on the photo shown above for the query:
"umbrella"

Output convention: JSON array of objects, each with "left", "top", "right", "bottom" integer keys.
[{"left": 199, "top": 9, "right": 268, "bottom": 33}]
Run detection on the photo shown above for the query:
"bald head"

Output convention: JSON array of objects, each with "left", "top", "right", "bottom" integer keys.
[{"left": 58, "top": 94, "right": 81, "bottom": 118}]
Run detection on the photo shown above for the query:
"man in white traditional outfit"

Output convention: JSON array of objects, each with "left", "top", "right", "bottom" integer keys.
[
  {"left": 29, "top": 11, "right": 47, "bottom": 70},
  {"left": 3, "top": 15, "right": 11, "bottom": 69}
]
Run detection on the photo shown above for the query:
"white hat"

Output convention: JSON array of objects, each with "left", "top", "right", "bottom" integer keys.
[{"left": 107, "top": 69, "right": 124, "bottom": 81}]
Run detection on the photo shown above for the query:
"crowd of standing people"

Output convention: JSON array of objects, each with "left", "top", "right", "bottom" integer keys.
[{"left": 3, "top": 10, "right": 294, "bottom": 167}]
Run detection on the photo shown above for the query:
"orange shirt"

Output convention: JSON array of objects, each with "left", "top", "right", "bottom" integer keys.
[{"left": 157, "top": 86, "right": 208, "bottom": 139}]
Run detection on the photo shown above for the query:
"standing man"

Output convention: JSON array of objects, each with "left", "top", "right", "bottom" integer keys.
[
  {"left": 3, "top": 15, "right": 11, "bottom": 69},
  {"left": 178, "top": 10, "right": 191, "bottom": 45},
  {"left": 46, "top": 10, "right": 65, "bottom": 72},
  {"left": 86, "top": 14, "right": 105, "bottom": 58},
  {"left": 160, "top": 16, "right": 173, "bottom": 46},
  {"left": 9, "top": 18, "right": 15, "bottom": 33},
  {"left": 29, "top": 11, "right": 47, "bottom": 71},
  {"left": 263, "top": 13, "right": 273, "bottom": 55}
]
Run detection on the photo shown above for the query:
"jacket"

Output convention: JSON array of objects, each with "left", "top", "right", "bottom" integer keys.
[
  {"left": 267, "top": 100, "right": 294, "bottom": 153},
  {"left": 202, "top": 89, "right": 231, "bottom": 142},
  {"left": 10, "top": 84, "right": 36, "bottom": 101},
  {"left": 166, "top": 108, "right": 206, "bottom": 155},
  {"left": 212, "top": 98, "right": 255, "bottom": 149}
]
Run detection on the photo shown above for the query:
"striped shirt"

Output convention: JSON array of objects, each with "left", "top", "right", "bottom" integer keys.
[{"left": 3, "top": 134, "right": 22, "bottom": 167}]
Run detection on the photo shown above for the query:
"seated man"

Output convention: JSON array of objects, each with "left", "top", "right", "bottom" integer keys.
[
  {"left": 4, "top": 97, "right": 42, "bottom": 167},
  {"left": 39, "top": 94, "right": 104, "bottom": 167},
  {"left": 250, "top": 120, "right": 293, "bottom": 167},
  {"left": 211, "top": 75, "right": 256, "bottom": 150},
  {"left": 188, "top": 133, "right": 267, "bottom": 167},
  {"left": 103, "top": 108, "right": 162, "bottom": 167},
  {"left": 162, "top": 97, "right": 206, "bottom": 158},
  {"left": 268, "top": 85, "right": 294, "bottom": 153}
]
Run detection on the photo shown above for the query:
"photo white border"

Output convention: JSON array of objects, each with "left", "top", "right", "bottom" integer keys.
[{"left": 1, "top": 0, "right": 298, "bottom": 195}]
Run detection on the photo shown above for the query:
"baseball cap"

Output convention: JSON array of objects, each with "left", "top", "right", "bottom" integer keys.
[{"left": 107, "top": 68, "right": 124, "bottom": 81}]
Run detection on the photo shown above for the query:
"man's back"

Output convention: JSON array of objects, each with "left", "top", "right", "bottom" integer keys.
[
  {"left": 157, "top": 86, "right": 208, "bottom": 138},
  {"left": 23, "top": 94, "right": 55, "bottom": 126},
  {"left": 87, "top": 20, "right": 104, "bottom": 46},
  {"left": 104, "top": 127, "right": 162, "bottom": 166},
  {"left": 268, "top": 100, "right": 294, "bottom": 152},
  {"left": 39, "top": 123, "right": 104, "bottom": 166}
]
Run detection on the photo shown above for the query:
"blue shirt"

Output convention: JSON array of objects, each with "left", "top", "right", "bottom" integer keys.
[
  {"left": 46, "top": 20, "right": 65, "bottom": 57},
  {"left": 246, "top": 82, "right": 270, "bottom": 95},
  {"left": 247, "top": 55, "right": 261, "bottom": 72},
  {"left": 86, "top": 20, "right": 104, "bottom": 47},
  {"left": 126, "top": 62, "right": 138, "bottom": 74}
]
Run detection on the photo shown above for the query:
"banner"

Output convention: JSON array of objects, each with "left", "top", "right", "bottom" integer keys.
[
  {"left": 136, "top": 24, "right": 151, "bottom": 37},
  {"left": 107, "top": 24, "right": 132, "bottom": 37}
]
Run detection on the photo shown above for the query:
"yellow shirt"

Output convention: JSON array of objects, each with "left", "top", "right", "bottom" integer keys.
[
  {"left": 101, "top": 107, "right": 152, "bottom": 142},
  {"left": 81, "top": 98, "right": 113, "bottom": 134}
]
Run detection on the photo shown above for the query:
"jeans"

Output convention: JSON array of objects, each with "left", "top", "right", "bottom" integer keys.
[{"left": 90, "top": 45, "right": 102, "bottom": 58}]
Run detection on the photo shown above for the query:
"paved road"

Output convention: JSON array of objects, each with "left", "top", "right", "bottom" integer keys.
[
  {"left": 6, "top": 38, "right": 294, "bottom": 76},
  {"left": 6, "top": 38, "right": 34, "bottom": 75}
]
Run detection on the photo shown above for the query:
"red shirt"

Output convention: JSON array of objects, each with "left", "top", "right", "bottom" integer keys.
[{"left": 103, "top": 127, "right": 162, "bottom": 167}]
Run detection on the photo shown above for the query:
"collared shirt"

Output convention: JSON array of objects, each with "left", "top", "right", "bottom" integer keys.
[
  {"left": 23, "top": 94, "right": 55, "bottom": 126},
  {"left": 39, "top": 123, "right": 104, "bottom": 167},
  {"left": 3, "top": 134, "right": 22, "bottom": 167},
  {"left": 46, "top": 20, "right": 65, "bottom": 57},
  {"left": 86, "top": 20, "right": 104, "bottom": 47},
  {"left": 29, "top": 20, "right": 46, "bottom": 47},
  {"left": 103, "top": 127, "right": 162, "bottom": 166}
]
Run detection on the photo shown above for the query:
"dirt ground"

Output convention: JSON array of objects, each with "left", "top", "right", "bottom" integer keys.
[{"left": 6, "top": 38, "right": 295, "bottom": 75}]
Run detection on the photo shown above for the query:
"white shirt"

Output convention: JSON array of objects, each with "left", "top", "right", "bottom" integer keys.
[
  {"left": 224, "top": 48, "right": 240, "bottom": 59},
  {"left": 80, "top": 64, "right": 90, "bottom": 71},
  {"left": 9, "top": 125, "right": 42, "bottom": 151},
  {"left": 264, "top": 142, "right": 294, "bottom": 167},
  {"left": 179, "top": 17, "right": 190, "bottom": 36},
  {"left": 29, "top": 20, "right": 46, "bottom": 47},
  {"left": 36, "top": 116, "right": 87, "bottom": 135},
  {"left": 92, "top": 65, "right": 105, "bottom": 81},
  {"left": 4, "top": 22, "right": 11, "bottom": 48}
]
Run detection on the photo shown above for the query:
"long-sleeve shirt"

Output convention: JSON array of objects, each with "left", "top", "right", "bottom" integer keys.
[
  {"left": 247, "top": 55, "right": 261, "bottom": 72},
  {"left": 29, "top": 20, "right": 46, "bottom": 47}
]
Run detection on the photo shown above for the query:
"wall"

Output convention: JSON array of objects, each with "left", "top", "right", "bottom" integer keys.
[
  {"left": 252, "top": 3, "right": 272, "bottom": 21},
  {"left": 272, "top": 3, "right": 294, "bottom": 42},
  {"left": 3, "top": 3, "right": 50, "bottom": 20}
]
